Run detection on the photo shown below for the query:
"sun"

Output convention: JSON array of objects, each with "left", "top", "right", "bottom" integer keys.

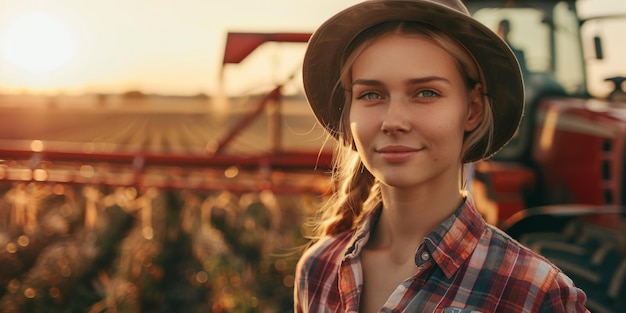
[{"left": 1, "top": 12, "right": 77, "bottom": 74}]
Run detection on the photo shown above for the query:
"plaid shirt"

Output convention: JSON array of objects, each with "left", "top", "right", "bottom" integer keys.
[{"left": 294, "top": 199, "right": 589, "bottom": 312}]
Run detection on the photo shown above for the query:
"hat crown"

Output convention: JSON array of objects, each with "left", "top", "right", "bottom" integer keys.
[{"left": 423, "top": 0, "right": 470, "bottom": 15}]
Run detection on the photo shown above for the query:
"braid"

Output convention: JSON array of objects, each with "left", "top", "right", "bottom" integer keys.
[
  {"left": 326, "top": 163, "right": 375, "bottom": 235},
  {"left": 312, "top": 146, "right": 379, "bottom": 238}
]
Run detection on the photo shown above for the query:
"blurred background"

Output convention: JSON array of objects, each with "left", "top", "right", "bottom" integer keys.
[
  {"left": 0, "top": 0, "right": 624, "bottom": 97},
  {"left": 0, "top": 0, "right": 625, "bottom": 312}
]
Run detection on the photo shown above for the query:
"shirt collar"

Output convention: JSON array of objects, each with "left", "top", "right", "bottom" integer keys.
[
  {"left": 424, "top": 197, "right": 485, "bottom": 278},
  {"left": 343, "top": 204, "right": 382, "bottom": 260}
]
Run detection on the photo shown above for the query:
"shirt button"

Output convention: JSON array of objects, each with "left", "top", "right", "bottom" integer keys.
[
  {"left": 396, "top": 285, "right": 407, "bottom": 293},
  {"left": 421, "top": 251, "right": 430, "bottom": 261}
]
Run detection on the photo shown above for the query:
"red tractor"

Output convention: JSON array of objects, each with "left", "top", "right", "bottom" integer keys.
[
  {"left": 464, "top": 1, "right": 626, "bottom": 311},
  {"left": 462, "top": 0, "right": 626, "bottom": 226}
]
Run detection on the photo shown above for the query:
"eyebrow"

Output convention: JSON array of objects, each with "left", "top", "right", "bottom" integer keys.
[{"left": 351, "top": 76, "right": 452, "bottom": 88}]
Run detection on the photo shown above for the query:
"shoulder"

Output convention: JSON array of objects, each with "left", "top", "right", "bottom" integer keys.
[
  {"left": 295, "top": 231, "right": 353, "bottom": 278},
  {"left": 480, "top": 225, "right": 588, "bottom": 312},
  {"left": 294, "top": 231, "right": 353, "bottom": 312},
  {"left": 481, "top": 224, "right": 567, "bottom": 281}
]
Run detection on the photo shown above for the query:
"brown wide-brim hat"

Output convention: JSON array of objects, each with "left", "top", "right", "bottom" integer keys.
[{"left": 302, "top": 0, "right": 524, "bottom": 163}]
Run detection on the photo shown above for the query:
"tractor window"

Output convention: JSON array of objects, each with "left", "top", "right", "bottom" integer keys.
[
  {"left": 473, "top": 8, "right": 550, "bottom": 74},
  {"left": 554, "top": 1, "right": 585, "bottom": 94},
  {"left": 473, "top": 2, "right": 584, "bottom": 95},
  {"left": 580, "top": 17, "right": 626, "bottom": 98}
]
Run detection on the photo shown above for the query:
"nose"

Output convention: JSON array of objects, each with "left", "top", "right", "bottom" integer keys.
[{"left": 381, "top": 100, "right": 410, "bottom": 135}]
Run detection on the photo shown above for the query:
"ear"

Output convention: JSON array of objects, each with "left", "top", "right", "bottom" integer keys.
[{"left": 465, "top": 83, "right": 484, "bottom": 132}]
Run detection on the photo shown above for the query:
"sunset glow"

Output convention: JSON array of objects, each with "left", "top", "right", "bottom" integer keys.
[
  {"left": 1, "top": 12, "right": 77, "bottom": 74},
  {"left": 0, "top": 0, "right": 623, "bottom": 96}
]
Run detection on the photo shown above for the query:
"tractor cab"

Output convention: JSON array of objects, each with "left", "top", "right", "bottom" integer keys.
[
  {"left": 464, "top": 1, "right": 626, "bottom": 311},
  {"left": 460, "top": 0, "right": 626, "bottom": 223}
]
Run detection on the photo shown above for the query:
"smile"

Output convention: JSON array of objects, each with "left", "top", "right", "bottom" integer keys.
[{"left": 376, "top": 145, "right": 423, "bottom": 162}]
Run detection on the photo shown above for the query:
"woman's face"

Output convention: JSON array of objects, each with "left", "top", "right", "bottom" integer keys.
[{"left": 348, "top": 33, "right": 483, "bottom": 189}]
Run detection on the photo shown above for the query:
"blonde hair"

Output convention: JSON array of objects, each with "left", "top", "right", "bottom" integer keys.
[{"left": 312, "top": 21, "right": 494, "bottom": 237}]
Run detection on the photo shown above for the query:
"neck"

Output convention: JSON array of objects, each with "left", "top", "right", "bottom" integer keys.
[{"left": 367, "top": 174, "right": 464, "bottom": 252}]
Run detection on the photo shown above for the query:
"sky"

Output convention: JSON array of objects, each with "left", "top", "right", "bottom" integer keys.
[{"left": 0, "top": 0, "right": 624, "bottom": 97}]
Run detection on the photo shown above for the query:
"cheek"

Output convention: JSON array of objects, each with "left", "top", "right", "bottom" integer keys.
[
  {"left": 427, "top": 110, "right": 468, "bottom": 150},
  {"left": 349, "top": 111, "right": 380, "bottom": 153},
  {"left": 349, "top": 121, "right": 367, "bottom": 149},
  {"left": 349, "top": 108, "right": 370, "bottom": 137}
]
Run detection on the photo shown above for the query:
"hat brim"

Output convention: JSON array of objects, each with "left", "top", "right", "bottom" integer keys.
[{"left": 302, "top": 0, "right": 524, "bottom": 162}]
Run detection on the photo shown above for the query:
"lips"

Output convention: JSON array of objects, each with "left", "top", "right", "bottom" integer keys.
[{"left": 376, "top": 145, "right": 423, "bottom": 163}]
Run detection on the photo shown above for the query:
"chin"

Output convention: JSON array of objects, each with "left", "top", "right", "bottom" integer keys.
[{"left": 379, "top": 175, "right": 427, "bottom": 189}]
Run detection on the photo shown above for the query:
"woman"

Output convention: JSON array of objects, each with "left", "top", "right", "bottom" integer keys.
[{"left": 294, "top": 0, "right": 589, "bottom": 312}]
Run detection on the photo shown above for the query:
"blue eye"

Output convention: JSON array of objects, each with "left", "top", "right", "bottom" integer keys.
[
  {"left": 417, "top": 89, "right": 439, "bottom": 98},
  {"left": 357, "top": 91, "right": 383, "bottom": 100}
]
